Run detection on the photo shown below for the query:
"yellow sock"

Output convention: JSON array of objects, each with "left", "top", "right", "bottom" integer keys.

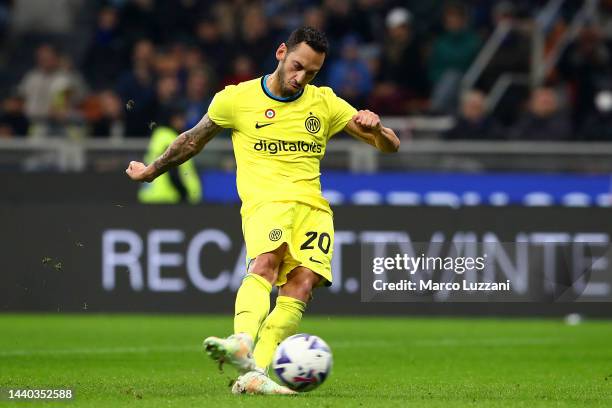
[
  {"left": 234, "top": 273, "right": 272, "bottom": 340},
  {"left": 253, "top": 295, "right": 306, "bottom": 369}
]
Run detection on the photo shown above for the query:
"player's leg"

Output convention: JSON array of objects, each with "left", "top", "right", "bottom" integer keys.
[
  {"left": 251, "top": 205, "right": 334, "bottom": 371},
  {"left": 252, "top": 266, "right": 321, "bottom": 370},
  {"left": 203, "top": 244, "right": 285, "bottom": 373},
  {"left": 232, "top": 266, "right": 318, "bottom": 395},
  {"left": 204, "top": 202, "right": 296, "bottom": 375},
  {"left": 234, "top": 244, "right": 286, "bottom": 340},
  {"left": 231, "top": 204, "right": 332, "bottom": 394}
]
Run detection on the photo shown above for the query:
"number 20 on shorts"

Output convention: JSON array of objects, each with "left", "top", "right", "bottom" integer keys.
[{"left": 300, "top": 231, "right": 331, "bottom": 254}]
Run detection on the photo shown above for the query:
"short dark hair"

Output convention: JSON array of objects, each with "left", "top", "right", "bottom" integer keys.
[{"left": 286, "top": 26, "right": 329, "bottom": 55}]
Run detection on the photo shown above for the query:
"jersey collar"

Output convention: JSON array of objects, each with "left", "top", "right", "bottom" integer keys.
[{"left": 261, "top": 74, "right": 304, "bottom": 102}]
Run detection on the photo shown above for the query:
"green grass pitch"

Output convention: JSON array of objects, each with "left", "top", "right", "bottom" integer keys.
[{"left": 1, "top": 314, "right": 611, "bottom": 407}]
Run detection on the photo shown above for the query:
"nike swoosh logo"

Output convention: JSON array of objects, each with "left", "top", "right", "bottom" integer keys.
[
  {"left": 255, "top": 122, "right": 273, "bottom": 129},
  {"left": 309, "top": 256, "right": 323, "bottom": 264}
]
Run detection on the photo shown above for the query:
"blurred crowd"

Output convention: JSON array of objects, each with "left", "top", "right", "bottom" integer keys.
[{"left": 1, "top": 0, "right": 612, "bottom": 141}]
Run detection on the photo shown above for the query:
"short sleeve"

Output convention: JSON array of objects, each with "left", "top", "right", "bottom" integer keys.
[
  {"left": 207, "top": 85, "right": 237, "bottom": 128},
  {"left": 324, "top": 87, "right": 358, "bottom": 138}
]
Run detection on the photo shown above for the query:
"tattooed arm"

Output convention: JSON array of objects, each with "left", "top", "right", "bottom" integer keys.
[{"left": 126, "top": 113, "right": 222, "bottom": 182}]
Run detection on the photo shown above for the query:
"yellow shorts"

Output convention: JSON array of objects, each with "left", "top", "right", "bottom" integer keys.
[{"left": 242, "top": 201, "right": 334, "bottom": 287}]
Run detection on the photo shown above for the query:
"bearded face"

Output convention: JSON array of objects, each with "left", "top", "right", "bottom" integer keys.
[{"left": 275, "top": 42, "right": 325, "bottom": 98}]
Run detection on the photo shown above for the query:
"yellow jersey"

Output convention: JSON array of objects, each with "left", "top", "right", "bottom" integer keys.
[{"left": 207, "top": 76, "right": 357, "bottom": 216}]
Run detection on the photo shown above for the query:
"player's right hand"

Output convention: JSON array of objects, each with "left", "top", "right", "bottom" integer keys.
[{"left": 125, "top": 161, "right": 154, "bottom": 182}]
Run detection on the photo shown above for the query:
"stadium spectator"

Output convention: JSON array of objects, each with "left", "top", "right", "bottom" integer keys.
[
  {"left": 183, "top": 68, "right": 212, "bottom": 129},
  {"left": 237, "top": 5, "right": 278, "bottom": 74},
  {"left": 326, "top": 35, "right": 373, "bottom": 107},
  {"left": 183, "top": 46, "right": 206, "bottom": 73},
  {"left": 118, "top": 0, "right": 160, "bottom": 47},
  {"left": 371, "top": 7, "right": 429, "bottom": 115},
  {"left": 477, "top": 1, "right": 530, "bottom": 90},
  {"left": 213, "top": 1, "right": 239, "bottom": 41},
  {"left": 0, "top": 94, "right": 29, "bottom": 137},
  {"left": 89, "top": 90, "right": 125, "bottom": 139},
  {"left": 82, "top": 6, "right": 125, "bottom": 90},
  {"left": 153, "top": 0, "right": 200, "bottom": 44},
  {"left": 445, "top": 90, "right": 499, "bottom": 139},
  {"left": 18, "top": 44, "right": 64, "bottom": 121},
  {"left": 151, "top": 75, "right": 182, "bottom": 126},
  {"left": 428, "top": 2, "right": 481, "bottom": 113},
  {"left": 37, "top": 55, "right": 89, "bottom": 138},
  {"left": 221, "top": 55, "right": 256, "bottom": 87},
  {"left": 559, "top": 26, "right": 611, "bottom": 130},
  {"left": 166, "top": 42, "right": 190, "bottom": 89},
  {"left": 195, "top": 18, "right": 231, "bottom": 74},
  {"left": 350, "top": 0, "right": 386, "bottom": 43},
  {"left": 323, "top": 0, "right": 355, "bottom": 47},
  {"left": 18, "top": 45, "right": 87, "bottom": 139},
  {"left": 578, "top": 90, "right": 612, "bottom": 141},
  {"left": 49, "top": 54, "right": 88, "bottom": 114},
  {"left": 154, "top": 48, "right": 181, "bottom": 81},
  {"left": 116, "top": 39, "right": 156, "bottom": 136},
  {"left": 303, "top": 7, "right": 326, "bottom": 32},
  {"left": 510, "top": 87, "right": 571, "bottom": 140}
]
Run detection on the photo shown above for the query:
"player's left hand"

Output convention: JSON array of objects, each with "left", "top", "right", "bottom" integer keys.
[{"left": 352, "top": 110, "right": 382, "bottom": 132}]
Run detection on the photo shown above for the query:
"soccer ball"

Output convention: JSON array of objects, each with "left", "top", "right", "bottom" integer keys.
[{"left": 272, "top": 333, "right": 333, "bottom": 392}]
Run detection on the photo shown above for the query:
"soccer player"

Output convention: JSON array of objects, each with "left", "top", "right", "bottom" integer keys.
[{"left": 126, "top": 27, "right": 399, "bottom": 395}]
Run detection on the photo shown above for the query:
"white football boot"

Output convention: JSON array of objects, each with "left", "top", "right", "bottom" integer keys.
[
  {"left": 203, "top": 333, "right": 256, "bottom": 373},
  {"left": 231, "top": 370, "right": 297, "bottom": 395}
]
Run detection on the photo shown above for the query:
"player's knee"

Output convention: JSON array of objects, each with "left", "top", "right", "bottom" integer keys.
[
  {"left": 249, "top": 261, "right": 278, "bottom": 284},
  {"left": 281, "top": 268, "right": 320, "bottom": 303},
  {"left": 248, "top": 246, "right": 286, "bottom": 284}
]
